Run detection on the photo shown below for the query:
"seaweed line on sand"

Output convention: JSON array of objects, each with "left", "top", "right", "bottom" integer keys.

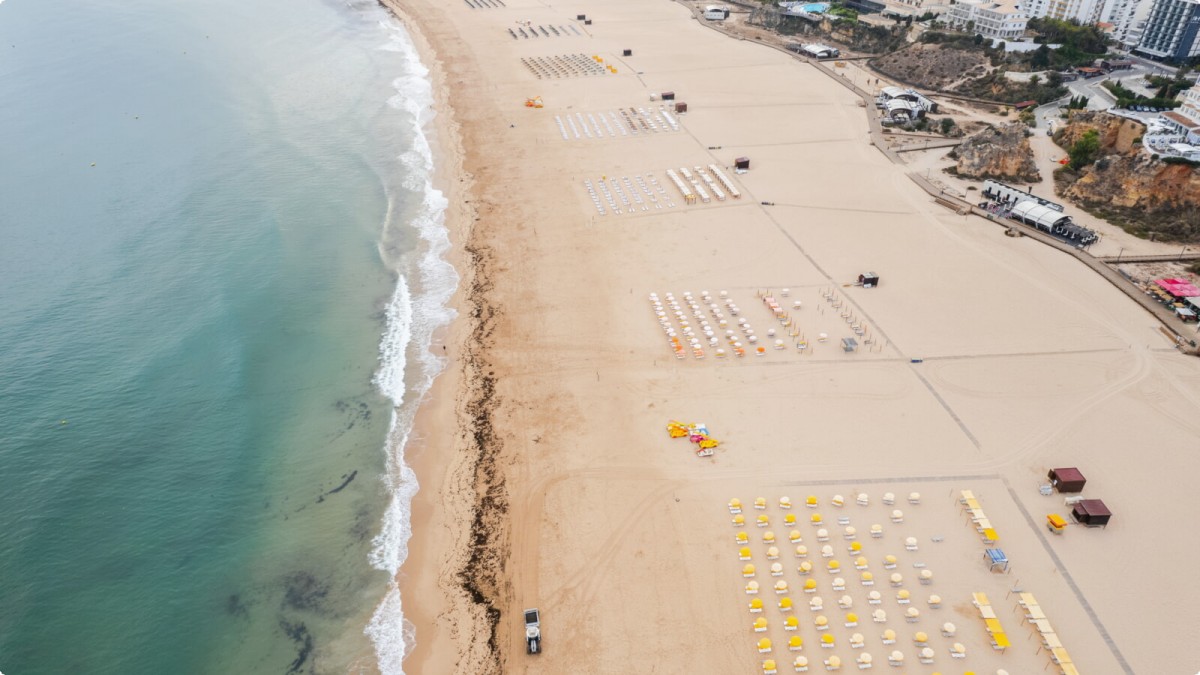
[{"left": 454, "top": 231, "right": 508, "bottom": 674}]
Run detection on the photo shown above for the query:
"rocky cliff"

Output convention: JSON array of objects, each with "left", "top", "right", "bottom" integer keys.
[
  {"left": 951, "top": 122, "right": 1040, "bottom": 182},
  {"left": 1055, "top": 112, "right": 1200, "bottom": 241}
]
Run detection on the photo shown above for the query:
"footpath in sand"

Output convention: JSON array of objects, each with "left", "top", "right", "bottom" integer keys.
[{"left": 386, "top": 0, "right": 1200, "bottom": 672}]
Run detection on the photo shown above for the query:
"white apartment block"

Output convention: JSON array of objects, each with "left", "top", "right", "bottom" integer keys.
[
  {"left": 1101, "top": 0, "right": 1154, "bottom": 47},
  {"left": 1025, "top": 0, "right": 1106, "bottom": 23},
  {"left": 946, "top": 0, "right": 1030, "bottom": 39},
  {"left": 1136, "top": 0, "right": 1200, "bottom": 60}
]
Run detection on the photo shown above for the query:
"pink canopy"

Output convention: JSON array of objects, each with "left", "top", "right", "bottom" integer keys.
[{"left": 1155, "top": 278, "right": 1200, "bottom": 298}]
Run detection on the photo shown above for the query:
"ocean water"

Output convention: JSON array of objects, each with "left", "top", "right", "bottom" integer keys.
[{"left": 0, "top": 0, "right": 453, "bottom": 673}]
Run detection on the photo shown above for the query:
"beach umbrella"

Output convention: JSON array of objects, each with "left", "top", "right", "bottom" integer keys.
[
  {"left": 905, "top": 536, "right": 918, "bottom": 550},
  {"left": 889, "top": 650, "right": 904, "bottom": 665},
  {"left": 804, "top": 578, "right": 818, "bottom": 592},
  {"left": 795, "top": 545, "right": 808, "bottom": 558},
  {"left": 881, "top": 629, "right": 896, "bottom": 644},
  {"left": 827, "top": 559, "right": 840, "bottom": 572},
  {"left": 739, "top": 547, "right": 753, "bottom": 560},
  {"left": 767, "top": 546, "right": 780, "bottom": 559},
  {"left": 856, "top": 653, "right": 872, "bottom": 666},
  {"left": 919, "top": 569, "right": 933, "bottom": 584},
  {"left": 856, "top": 493, "right": 869, "bottom": 506},
  {"left": 928, "top": 594, "right": 942, "bottom": 607},
  {"left": 809, "top": 596, "right": 823, "bottom": 611},
  {"left": 779, "top": 596, "right": 793, "bottom": 611},
  {"left": 908, "top": 492, "right": 921, "bottom": 504},
  {"left": 743, "top": 564, "right": 756, "bottom": 578},
  {"left": 799, "top": 561, "right": 813, "bottom": 574},
  {"left": 816, "top": 528, "right": 829, "bottom": 541},
  {"left": 883, "top": 492, "right": 895, "bottom": 505},
  {"left": 870, "top": 524, "right": 883, "bottom": 538},
  {"left": 806, "top": 495, "right": 818, "bottom": 507},
  {"left": 733, "top": 514, "right": 745, "bottom": 526},
  {"left": 850, "top": 632, "right": 864, "bottom": 648},
  {"left": 868, "top": 591, "right": 881, "bottom": 603},
  {"left": 745, "top": 580, "right": 759, "bottom": 594},
  {"left": 896, "top": 589, "right": 910, "bottom": 602},
  {"left": 789, "top": 636, "right": 804, "bottom": 651},
  {"left": 883, "top": 555, "right": 897, "bottom": 568},
  {"left": 942, "top": 622, "right": 956, "bottom": 637},
  {"left": 905, "top": 607, "right": 920, "bottom": 622},
  {"left": 775, "top": 580, "right": 789, "bottom": 594},
  {"left": 784, "top": 615, "right": 799, "bottom": 630},
  {"left": 762, "top": 659, "right": 776, "bottom": 674},
  {"left": 814, "top": 615, "right": 829, "bottom": 630},
  {"left": 844, "top": 526, "right": 856, "bottom": 540},
  {"left": 872, "top": 609, "right": 886, "bottom": 623},
  {"left": 736, "top": 531, "right": 749, "bottom": 545},
  {"left": 831, "top": 494, "right": 844, "bottom": 507},
  {"left": 764, "top": 531, "right": 776, "bottom": 544},
  {"left": 825, "top": 655, "right": 840, "bottom": 668},
  {"left": 728, "top": 498, "right": 743, "bottom": 512},
  {"left": 844, "top": 612, "right": 858, "bottom": 627},
  {"left": 779, "top": 496, "right": 792, "bottom": 509},
  {"left": 890, "top": 573, "right": 903, "bottom": 586},
  {"left": 860, "top": 572, "right": 874, "bottom": 587},
  {"left": 793, "top": 655, "right": 808, "bottom": 668},
  {"left": 839, "top": 594, "right": 853, "bottom": 609},
  {"left": 758, "top": 637, "right": 773, "bottom": 653},
  {"left": 810, "top": 513, "right": 823, "bottom": 525},
  {"left": 821, "top": 545, "right": 834, "bottom": 558},
  {"left": 789, "top": 530, "right": 803, "bottom": 543},
  {"left": 749, "top": 597, "right": 764, "bottom": 612},
  {"left": 854, "top": 556, "right": 868, "bottom": 569},
  {"left": 757, "top": 514, "right": 769, "bottom": 527},
  {"left": 753, "top": 617, "right": 768, "bottom": 632},
  {"left": 784, "top": 514, "right": 797, "bottom": 526},
  {"left": 891, "top": 509, "right": 903, "bottom": 523},
  {"left": 771, "top": 562, "right": 784, "bottom": 576},
  {"left": 755, "top": 497, "right": 767, "bottom": 510},
  {"left": 914, "top": 631, "right": 928, "bottom": 644},
  {"left": 820, "top": 634, "right": 835, "bottom": 648},
  {"left": 951, "top": 642, "right": 966, "bottom": 656},
  {"left": 832, "top": 577, "right": 845, "bottom": 591},
  {"left": 919, "top": 647, "right": 934, "bottom": 661},
  {"left": 848, "top": 541, "right": 863, "bottom": 554}
]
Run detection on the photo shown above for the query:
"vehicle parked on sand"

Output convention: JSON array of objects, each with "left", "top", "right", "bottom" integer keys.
[{"left": 525, "top": 608, "right": 541, "bottom": 654}]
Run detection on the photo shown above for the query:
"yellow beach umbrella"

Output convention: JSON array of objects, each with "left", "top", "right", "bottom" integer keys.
[
  {"left": 854, "top": 555, "right": 868, "bottom": 569},
  {"left": 732, "top": 514, "right": 745, "bottom": 526},
  {"left": 745, "top": 580, "right": 759, "bottom": 594},
  {"left": 742, "top": 564, "right": 756, "bottom": 578},
  {"left": 804, "top": 578, "right": 817, "bottom": 591},
  {"left": 789, "top": 529, "right": 802, "bottom": 543},
  {"left": 775, "top": 580, "right": 789, "bottom": 593},
  {"left": 757, "top": 637, "right": 772, "bottom": 652},
  {"left": 756, "top": 514, "right": 769, "bottom": 526},
  {"left": 788, "top": 635, "right": 803, "bottom": 650},
  {"left": 798, "top": 561, "right": 813, "bottom": 574},
  {"left": 735, "top": 531, "right": 749, "bottom": 544},
  {"left": 810, "top": 513, "right": 823, "bottom": 524},
  {"left": 749, "top": 597, "right": 764, "bottom": 612},
  {"left": 821, "top": 633, "right": 835, "bottom": 646},
  {"left": 827, "top": 559, "right": 841, "bottom": 572},
  {"left": 849, "top": 541, "right": 863, "bottom": 554},
  {"left": 779, "top": 596, "right": 793, "bottom": 610},
  {"left": 795, "top": 545, "right": 808, "bottom": 558},
  {"left": 814, "top": 614, "right": 829, "bottom": 629},
  {"left": 806, "top": 495, "right": 818, "bottom": 507},
  {"left": 784, "top": 615, "right": 799, "bottom": 630},
  {"left": 784, "top": 513, "right": 796, "bottom": 526},
  {"left": 753, "top": 617, "right": 768, "bottom": 632},
  {"left": 754, "top": 497, "right": 767, "bottom": 509},
  {"left": 761, "top": 658, "right": 776, "bottom": 673},
  {"left": 739, "top": 546, "right": 752, "bottom": 560},
  {"left": 728, "top": 498, "right": 742, "bottom": 512}
]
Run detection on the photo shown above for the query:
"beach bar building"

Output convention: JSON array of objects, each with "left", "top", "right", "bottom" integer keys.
[
  {"left": 1048, "top": 467, "right": 1086, "bottom": 493},
  {"left": 1071, "top": 499, "right": 1112, "bottom": 528},
  {"left": 1009, "top": 201, "right": 1098, "bottom": 245}
]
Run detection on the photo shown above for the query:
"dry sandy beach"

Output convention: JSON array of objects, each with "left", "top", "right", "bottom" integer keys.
[{"left": 378, "top": 0, "right": 1200, "bottom": 672}]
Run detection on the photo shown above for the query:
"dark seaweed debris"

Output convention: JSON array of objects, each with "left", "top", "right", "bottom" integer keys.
[
  {"left": 316, "top": 470, "right": 358, "bottom": 503},
  {"left": 280, "top": 620, "right": 314, "bottom": 675},
  {"left": 458, "top": 238, "right": 506, "bottom": 672},
  {"left": 281, "top": 571, "right": 329, "bottom": 612}
]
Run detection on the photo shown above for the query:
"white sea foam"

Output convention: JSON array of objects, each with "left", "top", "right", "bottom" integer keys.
[{"left": 365, "top": 18, "right": 459, "bottom": 675}]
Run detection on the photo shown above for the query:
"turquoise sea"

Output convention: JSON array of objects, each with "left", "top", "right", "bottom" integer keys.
[{"left": 0, "top": 0, "right": 453, "bottom": 672}]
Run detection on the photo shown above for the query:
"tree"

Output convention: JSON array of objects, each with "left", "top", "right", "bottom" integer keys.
[
  {"left": 1030, "top": 74, "right": 1041, "bottom": 86},
  {"left": 1068, "top": 129, "right": 1100, "bottom": 170},
  {"left": 1031, "top": 44, "right": 1051, "bottom": 69}
]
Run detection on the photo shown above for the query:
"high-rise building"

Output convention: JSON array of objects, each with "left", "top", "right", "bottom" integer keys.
[
  {"left": 1135, "top": 0, "right": 1200, "bottom": 61},
  {"left": 1100, "top": 0, "right": 1153, "bottom": 47}
]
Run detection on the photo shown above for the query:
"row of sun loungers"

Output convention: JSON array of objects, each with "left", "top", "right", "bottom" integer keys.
[
  {"left": 507, "top": 23, "right": 580, "bottom": 39},
  {"left": 520, "top": 54, "right": 609, "bottom": 79},
  {"left": 553, "top": 107, "right": 680, "bottom": 141},
  {"left": 1016, "top": 592, "right": 1079, "bottom": 674},
  {"left": 959, "top": 489, "right": 999, "bottom": 544},
  {"left": 970, "top": 592, "right": 1012, "bottom": 652},
  {"left": 464, "top": 0, "right": 504, "bottom": 8}
]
